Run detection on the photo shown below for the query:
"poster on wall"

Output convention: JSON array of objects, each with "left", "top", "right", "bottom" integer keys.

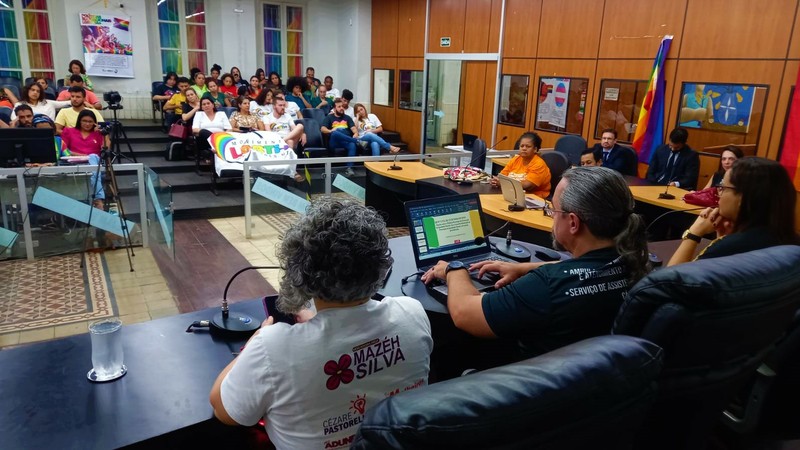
[
  {"left": 80, "top": 13, "right": 134, "bottom": 78},
  {"left": 678, "top": 83, "right": 757, "bottom": 133},
  {"left": 537, "top": 77, "right": 570, "bottom": 128}
]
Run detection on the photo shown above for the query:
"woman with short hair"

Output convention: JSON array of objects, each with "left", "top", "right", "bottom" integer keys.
[{"left": 210, "top": 198, "right": 432, "bottom": 450}]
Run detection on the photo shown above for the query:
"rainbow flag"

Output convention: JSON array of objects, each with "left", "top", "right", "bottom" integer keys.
[
  {"left": 114, "top": 18, "right": 130, "bottom": 31},
  {"left": 779, "top": 65, "right": 800, "bottom": 191},
  {"left": 632, "top": 35, "right": 673, "bottom": 173}
]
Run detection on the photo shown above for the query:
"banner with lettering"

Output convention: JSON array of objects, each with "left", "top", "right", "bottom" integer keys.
[
  {"left": 209, "top": 131, "right": 298, "bottom": 178},
  {"left": 80, "top": 13, "right": 134, "bottom": 78}
]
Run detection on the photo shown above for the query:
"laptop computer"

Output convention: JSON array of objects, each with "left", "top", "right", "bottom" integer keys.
[
  {"left": 497, "top": 174, "right": 546, "bottom": 210},
  {"left": 404, "top": 193, "right": 514, "bottom": 301}
]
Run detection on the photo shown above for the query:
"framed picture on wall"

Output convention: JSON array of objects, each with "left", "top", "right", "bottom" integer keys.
[
  {"left": 535, "top": 76, "right": 588, "bottom": 135},
  {"left": 498, "top": 74, "right": 529, "bottom": 127},
  {"left": 677, "top": 82, "right": 768, "bottom": 134},
  {"left": 594, "top": 79, "right": 649, "bottom": 143}
]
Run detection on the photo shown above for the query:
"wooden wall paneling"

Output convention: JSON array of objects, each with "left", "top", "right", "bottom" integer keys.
[
  {"left": 481, "top": 62, "right": 499, "bottom": 142},
  {"left": 588, "top": 59, "right": 678, "bottom": 145},
  {"left": 537, "top": 0, "right": 604, "bottom": 59},
  {"left": 463, "top": 0, "right": 495, "bottom": 53},
  {"left": 460, "top": 62, "right": 489, "bottom": 140},
  {"left": 668, "top": 60, "right": 786, "bottom": 158},
  {"left": 371, "top": 0, "right": 399, "bottom": 57},
  {"left": 496, "top": 58, "right": 537, "bottom": 149},
  {"left": 532, "top": 59, "right": 597, "bottom": 148},
  {"left": 598, "top": 0, "right": 686, "bottom": 59},
  {"left": 681, "top": 0, "right": 797, "bottom": 59},
  {"left": 502, "top": 0, "right": 542, "bottom": 58},
  {"left": 395, "top": 57, "right": 425, "bottom": 153},
  {"left": 397, "top": 0, "right": 427, "bottom": 57},
  {"left": 487, "top": 0, "right": 503, "bottom": 54},
  {"left": 427, "top": 0, "right": 467, "bottom": 53},
  {"left": 768, "top": 61, "right": 799, "bottom": 161},
  {"left": 790, "top": 3, "right": 800, "bottom": 59},
  {"left": 371, "top": 57, "right": 398, "bottom": 130}
]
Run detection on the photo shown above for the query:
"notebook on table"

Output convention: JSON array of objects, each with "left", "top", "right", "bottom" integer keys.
[{"left": 404, "top": 193, "right": 513, "bottom": 302}]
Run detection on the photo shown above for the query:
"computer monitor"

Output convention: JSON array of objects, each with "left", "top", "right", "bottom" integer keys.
[{"left": 0, "top": 127, "right": 57, "bottom": 167}]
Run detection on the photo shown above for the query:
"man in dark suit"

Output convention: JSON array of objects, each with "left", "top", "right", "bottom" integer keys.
[
  {"left": 590, "top": 129, "right": 637, "bottom": 176},
  {"left": 645, "top": 128, "right": 700, "bottom": 190}
]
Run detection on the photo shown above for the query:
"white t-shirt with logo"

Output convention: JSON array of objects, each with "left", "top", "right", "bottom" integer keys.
[
  {"left": 263, "top": 112, "right": 295, "bottom": 138},
  {"left": 220, "top": 297, "right": 432, "bottom": 450},
  {"left": 285, "top": 101, "right": 301, "bottom": 120},
  {"left": 250, "top": 102, "right": 272, "bottom": 121},
  {"left": 356, "top": 113, "right": 383, "bottom": 138}
]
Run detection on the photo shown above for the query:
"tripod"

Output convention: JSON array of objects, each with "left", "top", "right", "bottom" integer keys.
[
  {"left": 80, "top": 147, "right": 135, "bottom": 272},
  {"left": 104, "top": 104, "right": 137, "bottom": 164}
]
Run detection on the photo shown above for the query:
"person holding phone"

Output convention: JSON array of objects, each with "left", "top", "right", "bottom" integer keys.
[{"left": 211, "top": 199, "right": 432, "bottom": 449}]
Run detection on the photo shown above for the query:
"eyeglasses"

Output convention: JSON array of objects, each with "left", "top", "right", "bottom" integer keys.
[
  {"left": 543, "top": 201, "right": 569, "bottom": 218},
  {"left": 715, "top": 183, "right": 737, "bottom": 194}
]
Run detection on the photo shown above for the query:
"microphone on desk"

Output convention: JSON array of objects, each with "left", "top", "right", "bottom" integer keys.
[
  {"left": 658, "top": 177, "right": 677, "bottom": 199},
  {"left": 474, "top": 223, "right": 532, "bottom": 262},
  {"left": 185, "top": 265, "right": 280, "bottom": 336},
  {"left": 387, "top": 154, "right": 403, "bottom": 171}
]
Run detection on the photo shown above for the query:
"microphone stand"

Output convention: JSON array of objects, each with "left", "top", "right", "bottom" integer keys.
[
  {"left": 658, "top": 181, "right": 676, "bottom": 200},
  {"left": 387, "top": 154, "right": 402, "bottom": 171},
  {"left": 185, "top": 265, "right": 280, "bottom": 335},
  {"left": 488, "top": 135, "right": 508, "bottom": 150}
]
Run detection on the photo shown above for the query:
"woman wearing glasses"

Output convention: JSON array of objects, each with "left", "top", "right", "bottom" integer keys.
[
  {"left": 490, "top": 132, "right": 551, "bottom": 199},
  {"left": 668, "top": 157, "right": 797, "bottom": 266}
]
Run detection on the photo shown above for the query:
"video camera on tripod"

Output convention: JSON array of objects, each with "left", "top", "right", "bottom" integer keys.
[{"left": 104, "top": 91, "right": 123, "bottom": 110}]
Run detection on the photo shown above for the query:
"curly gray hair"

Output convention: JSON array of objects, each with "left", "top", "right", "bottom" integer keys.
[{"left": 276, "top": 198, "right": 393, "bottom": 313}]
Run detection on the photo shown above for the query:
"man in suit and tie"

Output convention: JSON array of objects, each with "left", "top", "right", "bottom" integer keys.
[
  {"left": 590, "top": 129, "right": 637, "bottom": 176},
  {"left": 645, "top": 128, "right": 700, "bottom": 190}
]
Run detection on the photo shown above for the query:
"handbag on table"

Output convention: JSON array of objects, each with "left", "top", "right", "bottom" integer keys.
[{"left": 683, "top": 187, "right": 719, "bottom": 208}]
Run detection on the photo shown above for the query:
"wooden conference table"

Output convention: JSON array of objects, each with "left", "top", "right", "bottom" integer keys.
[
  {"left": 0, "top": 301, "right": 269, "bottom": 449},
  {"left": 365, "top": 161, "right": 700, "bottom": 243}
]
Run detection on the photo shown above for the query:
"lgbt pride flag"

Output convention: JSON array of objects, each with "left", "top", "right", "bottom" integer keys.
[
  {"left": 632, "top": 35, "right": 673, "bottom": 175},
  {"left": 778, "top": 65, "right": 800, "bottom": 191}
]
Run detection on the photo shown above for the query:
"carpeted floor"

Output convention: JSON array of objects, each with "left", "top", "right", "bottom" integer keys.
[{"left": 0, "top": 252, "right": 118, "bottom": 333}]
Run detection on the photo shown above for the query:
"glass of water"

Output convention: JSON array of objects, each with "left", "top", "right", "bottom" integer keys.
[{"left": 87, "top": 317, "right": 127, "bottom": 382}]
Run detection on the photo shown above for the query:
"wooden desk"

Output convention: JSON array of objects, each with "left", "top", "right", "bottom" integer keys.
[
  {"left": 364, "top": 161, "right": 442, "bottom": 183},
  {"left": 629, "top": 186, "right": 702, "bottom": 214},
  {"left": 479, "top": 194, "right": 553, "bottom": 232}
]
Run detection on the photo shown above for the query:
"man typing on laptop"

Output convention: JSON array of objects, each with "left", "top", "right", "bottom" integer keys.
[{"left": 422, "top": 167, "right": 650, "bottom": 360}]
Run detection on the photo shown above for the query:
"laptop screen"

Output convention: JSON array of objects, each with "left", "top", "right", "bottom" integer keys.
[{"left": 405, "top": 193, "right": 491, "bottom": 268}]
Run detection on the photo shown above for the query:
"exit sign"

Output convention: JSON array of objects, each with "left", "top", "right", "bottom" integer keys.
[{"left": 440, "top": 37, "right": 451, "bottom": 47}]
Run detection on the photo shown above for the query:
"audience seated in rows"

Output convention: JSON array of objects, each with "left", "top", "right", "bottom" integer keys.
[
  {"left": 249, "top": 88, "right": 273, "bottom": 120},
  {"left": 57, "top": 75, "right": 102, "bottom": 109},
  {"left": 210, "top": 198, "right": 433, "bottom": 449},
  {"left": 60, "top": 109, "right": 108, "bottom": 209},
  {"left": 10, "top": 81, "right": 69, "bottom": 121},
  {"left": 205, "top": 79, "right": 230, "bottom": 108},
  {"left": 229, "top": 96, "right": 263, "bottom": 132},
  {"left": 668, "top": 157, "right": 798, "bottom": 266},
  {"left": 192, "top": 95, "right": 231, "bottom": 162},
  {"left": 65, "top": 59, "right": 93, "bottom": 92},
  {"left": 54, "top": 86, "right": 103, "bottom": 135},
  {"left": 321, "top": 98, "right": 360, "bottom": 177},
  {"left": 353, "top": 103, "right": 400, "bottom": 155}
]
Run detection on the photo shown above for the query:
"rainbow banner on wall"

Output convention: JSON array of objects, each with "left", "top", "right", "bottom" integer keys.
[
  {"left": 778, "top": 66, "right": 800, "bottom": 191},
  {"left": 632, "top": 35, "right": 673, "bottom": 174},
  {"left": 80, "top": 13, "right": 134, "bottom": 78}
]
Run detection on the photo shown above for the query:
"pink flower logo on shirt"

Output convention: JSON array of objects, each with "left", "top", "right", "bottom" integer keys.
[{"left": 324, "top": 354, "right": 355, "bottom": 390}]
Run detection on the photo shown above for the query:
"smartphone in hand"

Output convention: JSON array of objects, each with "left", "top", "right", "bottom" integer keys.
[{"left": 262, "top": 294, "right": 296, "bottom": 325}]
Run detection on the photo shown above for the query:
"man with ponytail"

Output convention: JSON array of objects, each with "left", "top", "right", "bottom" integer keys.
[{"left": 422, "top": 167, "right": 650, "bottom": 359}]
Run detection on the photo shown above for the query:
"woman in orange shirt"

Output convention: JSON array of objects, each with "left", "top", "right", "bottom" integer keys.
[{"left": 491, "top": 131, "right": 551, "bottom": 199}]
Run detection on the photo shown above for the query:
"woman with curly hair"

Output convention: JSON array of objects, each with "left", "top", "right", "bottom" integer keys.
[{"left": 210, "top": 199, "right": 432, "bottom": 450}]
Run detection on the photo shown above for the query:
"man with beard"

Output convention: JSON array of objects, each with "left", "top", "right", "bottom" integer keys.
[{"left": 422, "top": 167, "right": 650, "bottom": 359}]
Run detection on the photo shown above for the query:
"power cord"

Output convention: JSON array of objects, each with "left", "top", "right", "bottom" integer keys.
[{"left": 399, "top": 270, "right": 424, "bottom": 296}]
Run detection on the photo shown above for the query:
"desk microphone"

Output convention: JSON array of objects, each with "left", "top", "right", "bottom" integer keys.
[
  {"left": 186, "top": 265, "right": 280, "bottom": 336},
  {"left": 488, "top": 135, "right": 508, "bottom": 150},
  {"left": 658, "top": 177, "right": 677, "bottom": 200},
  {"left": 387, "top": 154, "right": 403, "bottom": 171},
  {"left": 474, "top": 223, "right": 531, "bottom": 262}
]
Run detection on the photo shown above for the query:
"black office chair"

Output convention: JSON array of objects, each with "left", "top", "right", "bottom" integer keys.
[
  {"left": 301, "top": 107, "right": 326, "bottom": 124},
  {"left": 2, "top": 84, "right": 20, "bottom": 101},
  {"left": 540, "top": 151, "right": 569, "bottom": 200},
  {"left": 554, "top": 135, "right": 587, "bottom": 166},
  {"left": 617, "top": 144, "right": 639, "bottom": 176},
  {"left": 469, "top": 138, "right": 487, "bottom": 169},
  {"left": 352, "top": 335, "right": 663, "bottom": 450},
  {"left": 0, "top": 106, "right": 11, "bottom": 125},
  {"left": 218, "top": 106, "right": 237, "bottom": 118},
  {"left": 612, "top": 245, "right": 800, "bottom": 450},
  {"left": 44, "top": 87, "right": 57, "bottom": 100}
]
